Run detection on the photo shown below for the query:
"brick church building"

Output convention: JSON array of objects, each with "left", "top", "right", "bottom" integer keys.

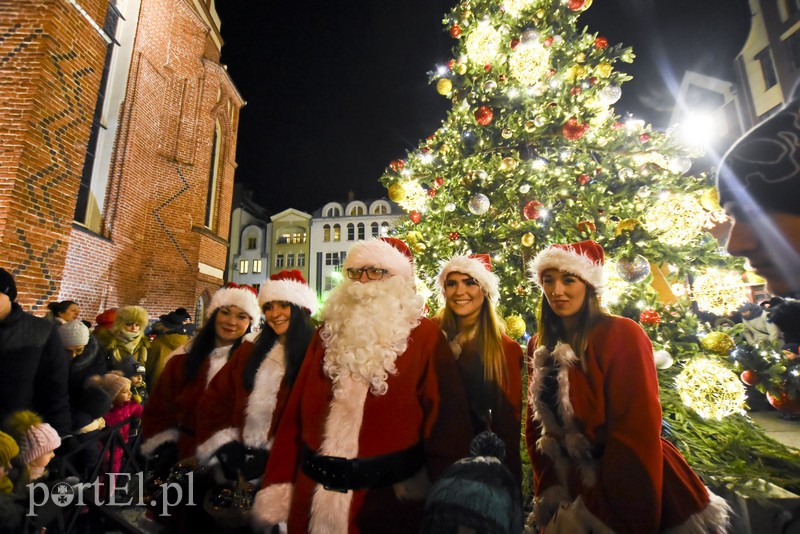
[{"left": 0, "top": 0, "right": 244, "bottom": 322}]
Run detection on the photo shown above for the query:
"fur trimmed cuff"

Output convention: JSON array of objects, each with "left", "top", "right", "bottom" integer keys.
[
  {"left": 251, "top": 483, "right": 292, "bottom": 527},
  {"left": 663, "top": 488, "right": 732, "bottom": 534},
  {"left": 532, "top": 484, "right": 570, "bottom": 527},
  {"left": 140, "top": 428, "right": 179, "bottom": 457},
  {"left": 195, "top": 427, "right": 239, "bottom": 464}
]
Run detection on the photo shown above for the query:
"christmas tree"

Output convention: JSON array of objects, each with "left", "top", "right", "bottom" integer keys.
[{"left": 379, "top": 0, "right": 800, "bottom": 497}]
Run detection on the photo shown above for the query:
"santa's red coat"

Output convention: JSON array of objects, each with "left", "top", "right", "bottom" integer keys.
[
  {"left": 526, "top": 315, "right": 730, "bottom": 533},
  {"left": 195, "top": 341, "right": 291, "bottom": 464},
  {"left": 252, "top": 318, "right": 473, "bottom": 533}
]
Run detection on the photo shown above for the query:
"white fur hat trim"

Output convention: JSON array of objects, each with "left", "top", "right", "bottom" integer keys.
[
  {"left": 258, "top": 279, "right": 318, "bottom": 314},
  {"left": 207, "top": 287, "right": 262, "bottom": 322},
  {"left": 529, "top": 247, "right": 605, "bottom": 293},
  {"left": 437, "top": 255, "right": 500, "bottom": 304},
  {"left": 343, "top": 238, "right": 413, "bottom": 282}
]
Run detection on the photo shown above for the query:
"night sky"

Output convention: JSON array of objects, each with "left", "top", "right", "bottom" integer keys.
[{"left": 215, "top": 0, "right": 750, "bottom": 214}]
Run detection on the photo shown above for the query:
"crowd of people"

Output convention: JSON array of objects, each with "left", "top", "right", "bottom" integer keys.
[{"left": 1, "top": 92, "right": 800, "bottom": 533}]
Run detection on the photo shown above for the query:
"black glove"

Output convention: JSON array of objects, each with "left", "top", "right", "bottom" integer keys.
[
  {"left": 767, "top": 298, "right": 800, "bottom": 343},
  {"left": 150, "top": 441, "right": 179, "bottom": 479},
  {"left": 215, "top": 441, "right": 246, "bottom": 481},
  {"left": 242, "top": 447, "right": 268, "bottom": 480}
]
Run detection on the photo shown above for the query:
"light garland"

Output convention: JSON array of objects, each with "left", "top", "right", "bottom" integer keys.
[
  {"left": 692, "top": 268, "right": 748, "bottom": 316},
  {"left": 502, "top": 0, "right": 534, "bottom": 18},
  {"left": 643, "top": 194, "right": 706, "bottom": 247},
  {"left": 675, "top": 358, "right": 747, "bottom": 420},
  {"left": 395, "top": 179, "right": 429, "bottom": 213},
  {"left": 509, "top": 40, "right": 550, "bottom": 86},
  {"left": 465, "top": 23, "right": 504, "bottom": 66}
]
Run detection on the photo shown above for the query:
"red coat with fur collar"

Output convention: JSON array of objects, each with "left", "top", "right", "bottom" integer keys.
[
  {"left": 252, "top": 318, "right": 473, "bottom": 533},
  {"left": 195, "top": 341, "right": 291, "bottom": 464},
  {"left": 525, "top": 315, "right": 730, "bottom": 533}
]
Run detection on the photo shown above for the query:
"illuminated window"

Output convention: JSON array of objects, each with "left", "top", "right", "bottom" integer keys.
[
  {"left": 239, "top": 260, "right": 249, "bottom": 274},
  {"left": 253, "top": 259, "right": 262, "bottom": 273}
]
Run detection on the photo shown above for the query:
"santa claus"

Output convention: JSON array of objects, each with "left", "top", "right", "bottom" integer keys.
[{"left": 252, "top": 237, "right": 473, "bottom": 533}]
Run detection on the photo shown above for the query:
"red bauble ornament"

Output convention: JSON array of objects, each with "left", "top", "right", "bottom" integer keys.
[
  {"left": 499, "top": 74, "right": 506, "bottom": 82},
  {"left": 427, "top": 188, "right": 437, "bottom": 198},
  {"left": 589, "top": 76, "right": 598, "bottom": 86},
  {"left": 409, "top": 211, "right": 422, "bottom": 224},
  {"left": 570, "top": 86, "right": 582, "bottom": 96},
  {"left": 594, "top": 36, "right": 608, "bottom": 49},
  {"left": 577, "top": 173, "right": 590, "bottom": 185},
  {"left": 568, "top": 0, "right": 587, "bottom": 10},
  {"left": 448, "top": 232, "right": 460, "bottom": 241},
  {"left": 435, "top": 176, "right": 444, "bottom": 187},
  {"left": 510, "top": 38, "right": 520, "bottom": 50},
  {"left": 484, "top": 63, "right": 492, "bottom": 72},
  {"left": 612, "top": 121, "right": 623, "bottom": 130},
  {"left": 523, "top": 200, "right": 544, "bottom": 220},
  {"left": 639, "top": 133, "right": 650, "bottom": 143},
  {"left": 544, "top": 36, "right": 554, "bottom": 47},
  {"left": 740, "top": 370, "right": 761, "bottom": 386},
  {"left": 639, "top": 308, "right": 661, "bottom": 325},
  {"left": 474, "top": 106, "right": 494, "bottom": 126},
  {"left": 767, "top": 390, "right": 800, "bottom": 414},
  {"left": 449, "top": 24, "right": 462, "bottom": 38},
  {"left": 562, "top": 117, "right": 589, "bottom": 140},
  {"left": 389, "top": 159, "right": 405, "bottom": 172},
  {"left": 447, "top": 59, "right": 455, "bottom": 69}
]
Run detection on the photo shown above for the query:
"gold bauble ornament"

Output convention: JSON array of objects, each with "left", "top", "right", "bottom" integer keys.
[
  {"left": 456, "top": 63, "right": 467, "bottom": 75},
  {"left": 699, "top": 188, "right": 721, "bottom": 212},
  {"left": 505, "top": 315, "right": 526, "bottom": 339},
  {"left": 509, "top": 220, "right": 521, "bottom": 230},
  {"left": 439, "top": 144, "right": 451, "bottom": 155},
  {"left": 500, "top": 157, "right": 518, "bottom": 172},
  {"left": 501, "top": 128, "right": 512, "bottom": 139},
  {"left": 405, "top": 230, "right": 423, "bottom": 245},
  {"left": 524, "top": 120, "right": 536, "bottom": 133},
  {"left": 516, "top": 284, "right": 531, "bottom": 296},
  {"left": 413, "top": 242, "right": 427, "bottom": 254},
  {"left": 436, "top": 78, "right": 453, "bottom": 96},
  {"left": 614, "top": 218, "right": 640, "bottom": 236},
  {"left": 595, "top": 62, "right": 613, "bottom": 78},
  {"left": 388, "top": 183, "right": 406, "bottom": 202},
  {"left": 521, "top": 232, "right": 535, "bottom": 247},
  {"left": 700, "top": 331, "right": 735, "bottom": 356}
]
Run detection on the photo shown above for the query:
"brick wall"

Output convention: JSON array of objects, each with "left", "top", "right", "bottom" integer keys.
[{"left": 1, "top": 0, "right": 244, "bottom": 322}]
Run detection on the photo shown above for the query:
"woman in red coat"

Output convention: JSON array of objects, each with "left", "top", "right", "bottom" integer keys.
[
  {"left": 140, "top": 285, "right": 261, "bottom": 475},
  {"left": 434, "top": 253, "right": 524, "bottom": 494},
  {"left": 195, "top": 270, "right": 317, "bottom": 483},
  {"left": 526, "top": 240, "right": 731, "bottom": 533}
]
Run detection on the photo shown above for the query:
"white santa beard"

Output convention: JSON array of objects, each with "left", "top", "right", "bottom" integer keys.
[{"left": 320, "top": 275, "right": 423, "bottom": 397}]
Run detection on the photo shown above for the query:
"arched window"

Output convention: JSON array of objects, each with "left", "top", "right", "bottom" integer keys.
[
  {"left": 380, "top": 222, "right": 390, "bottom": 236},
  {"left": 323, "top": 224, "right": 331, "bottom": 242},
  {"left": 347, "top": 223, "right": 355, "bottom": 241},
  {"left": 357, "top": 223, "right": 365, "bottom": 240},
  {"left": 333, "top": 224, "right": 341, "bottom": 241},
  {"left": 371, "top": 222, "right": 379, "bottom": 237},
  {"left": 370, "top": 201, "right": 390, "bottom": 215},
  {"left": 204, "top": 120, "right": 223, "bottom": 229}
]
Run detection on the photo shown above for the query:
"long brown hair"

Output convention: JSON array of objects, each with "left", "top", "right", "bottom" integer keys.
[
  {"left": 439, "top": 298, "right": 509, "bottom": 389},
  {"left": 535, "top": 283, "right": 606, "bottom": 369}
]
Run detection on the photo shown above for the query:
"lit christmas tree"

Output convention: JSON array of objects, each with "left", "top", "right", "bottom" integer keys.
[{"left": 379, "top": 0, "right": 800, "bottom": 496}]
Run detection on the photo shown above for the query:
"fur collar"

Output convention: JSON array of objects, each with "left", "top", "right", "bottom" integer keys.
[{"left": 242, "top": 343, "right": 285, "bottom": 449}]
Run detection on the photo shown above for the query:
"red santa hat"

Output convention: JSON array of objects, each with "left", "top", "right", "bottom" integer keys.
[
  {"left": 207, "top": 284, "right": 261, "bottom": 323},
  {"left": 258, "top": 269, "right": 318, "bottom": 314},
  {"left": 529, "top": 239, "right": 605, "bottom": 292},
  {"left": 343, "top": 237, "right": 414, "bottom": 283},
  {"left": 438, "top": 253, "right": 500, "bottom": 305}
]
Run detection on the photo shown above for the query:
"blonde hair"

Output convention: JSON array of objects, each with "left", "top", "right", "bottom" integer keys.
[
  {"left": 535, "top": 284, "right": 605, "bottom": 369},
  {"left": 439, "top": 298, "right": 509, "bottom": 389}
]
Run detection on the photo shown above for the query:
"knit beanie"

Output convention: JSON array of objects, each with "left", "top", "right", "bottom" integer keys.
[
  {"left": 421, "top": 432, "right": 522, "bottom": 534},
  {"left": 4, "top": 411, "right": 61, "bottom": 465},
  {"left": 0, "top": 431, "right": 19, "bottom": 467},
  {"left": 90, "top": 373, "right": 131, "bottom": 400},
  {"left": 59, "top": 319, "right": 90, "bottom": 347},
  {"left": 95, "top": 308, "right": 117, "bottom": 329},
  {"left": 717, "top": 93, "right": 800, "bottom": 215},
  {"left": 0, "top": 268, "right": 16, "bottom": 302}
]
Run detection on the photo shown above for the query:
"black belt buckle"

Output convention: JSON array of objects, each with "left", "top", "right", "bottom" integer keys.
[{"left": 321, "top": 455, "right": 353, "bottom": 493}]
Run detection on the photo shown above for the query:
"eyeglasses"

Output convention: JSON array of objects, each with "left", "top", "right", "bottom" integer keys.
[{"left": 346, "top": 267, "right": 389, "bottom": 280}]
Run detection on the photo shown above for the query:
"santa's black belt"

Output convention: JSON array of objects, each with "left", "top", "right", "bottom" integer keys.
[{"left": 300, "top": 441, "right": 424, "bottom": 493}]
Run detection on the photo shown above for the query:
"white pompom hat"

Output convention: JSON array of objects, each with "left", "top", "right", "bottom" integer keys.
[
  {"left": 207, "top": 284, "right": 261, "bottom": 323},
  {"left": 438, "top": 254, "right": 500, "bottom": 305},
  {"left": 258, "top": 270, "right": 318, "bottom": 314}
]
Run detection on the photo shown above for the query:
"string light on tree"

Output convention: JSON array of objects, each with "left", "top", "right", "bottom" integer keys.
[
  {"left": 692, "top": 268, "right": 748, "bottom": 316},
  {"left": 644, "top": 193, "right": 707, "bottom": 247}
]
